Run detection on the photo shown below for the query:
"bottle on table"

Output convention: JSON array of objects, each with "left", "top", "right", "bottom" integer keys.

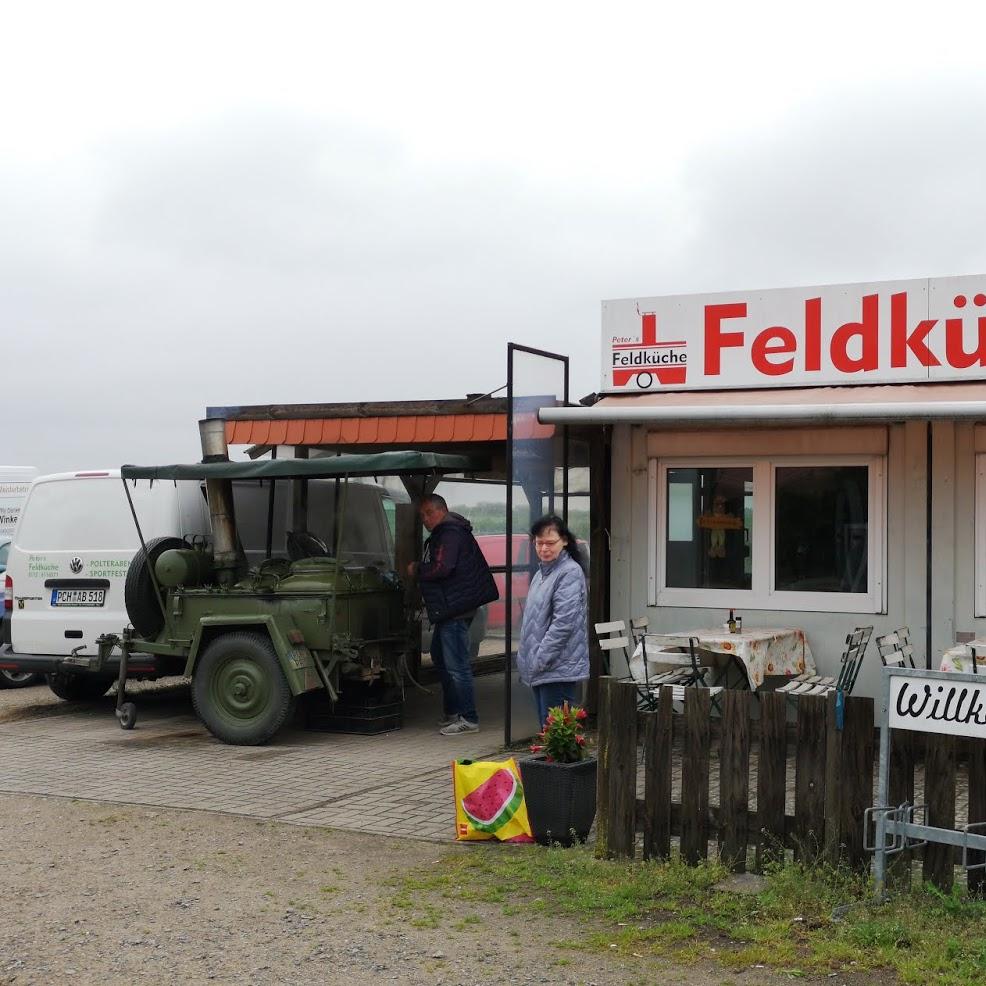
[
  {"left": 727, "top": 609, "right": 736, "bottom": 633},
  {"left": 735, "top": 614, "right": 743, "bottom": 633}
]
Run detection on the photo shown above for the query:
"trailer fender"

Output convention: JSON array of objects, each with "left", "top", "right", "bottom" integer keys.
[{"left": 185, "top": 616, "right": 321, "bottom": 696}]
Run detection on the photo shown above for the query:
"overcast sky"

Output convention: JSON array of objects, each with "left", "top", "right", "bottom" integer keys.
[{"left": 3, "top": 1, "right": 986, "bottom": 473}]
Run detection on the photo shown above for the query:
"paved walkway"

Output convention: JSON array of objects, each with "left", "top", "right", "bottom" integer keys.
[{"left": 0, "top": 674, "right": 531, "bottom": 843}]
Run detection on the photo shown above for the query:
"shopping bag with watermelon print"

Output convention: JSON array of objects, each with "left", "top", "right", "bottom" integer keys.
[{"left": 452, "top": 758, "right": 535, "bottom": 842}]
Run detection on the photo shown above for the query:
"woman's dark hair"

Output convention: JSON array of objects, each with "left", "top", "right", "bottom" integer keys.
[{"left": 530, "top": 514, "right": 586, "bottom": 570}]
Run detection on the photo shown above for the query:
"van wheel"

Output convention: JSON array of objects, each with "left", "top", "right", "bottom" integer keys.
[
  {"left": 192, "top": 632, "right": 295, "bottom": 746},
  {"left": 125, "top": 536, "right": 185, "bottom": 638},
  {"left": 0, "top": 670, "right": 42, "bottom": 689},
  {"left": 46, "top": 672, "right": 113, "bottom": 702}
]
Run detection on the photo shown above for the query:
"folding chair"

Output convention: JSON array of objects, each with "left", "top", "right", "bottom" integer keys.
[
  {"left": 777, "top": 625, "right": 873, "bottom": 698},
  {"left": 636, "top": 633, "right": 724, "bottom": 711},
  {"left": 630, "top": 617, "right": 717, "bottom": 683},
  {"left": 875, "top": 627, "right": 916, "bottom": 669},
  {"left": 594, "top": 620, "right": 634, "bottom": 679},
  {"left": 594, "top": 622, "right": 697, "bottom": 711}
]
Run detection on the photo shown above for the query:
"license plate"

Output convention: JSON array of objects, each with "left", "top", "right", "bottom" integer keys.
[{"left": 51, "top": 589, "right": 106, "bottom": 607}]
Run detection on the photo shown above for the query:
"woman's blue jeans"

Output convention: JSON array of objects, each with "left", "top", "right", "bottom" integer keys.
[
  {"left": 532, "top": 680, "right": 584, "bottom": 729},
  {"left": 431, "top": 618, "right": 478, "bottom": 724}
]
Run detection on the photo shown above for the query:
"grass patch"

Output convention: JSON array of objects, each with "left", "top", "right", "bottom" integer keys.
[{"left": 395, "top": 846, "right": 986, "bottom": 984}]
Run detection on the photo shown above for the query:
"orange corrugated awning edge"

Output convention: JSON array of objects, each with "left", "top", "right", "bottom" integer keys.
[{"left": 223, "top": 413, "right": 510, "bottom": 447}]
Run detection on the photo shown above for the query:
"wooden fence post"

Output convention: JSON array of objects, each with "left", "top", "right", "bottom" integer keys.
[
  {"left": 923, "top": 732, "right": 957, "bottom": 892},
  {"left": 680, "top": 687, "right": 712, "bottom": 865},
  {"left": 719, "top": 690, "right": 752, "bottom": 872},
  {"left": 887, "top": 728, "right": 916, "bottom": 891},
  {"left": 595, "top": 677, "right": 638, "bottom": 859},
  {"left": 756, "top": 692, "right": 787, "bottom": 871},
  {"left": 824, "top": 694, "right": 874, "bottom": 872},
  {"left": 594, "top": 676, "right": 612, "bottom": 857},
  {"left": 794, "top": 694, "right": 827, "bottom": 862},
  {"left": 642, "top": 687, "right": 674, "bottom": 861}
]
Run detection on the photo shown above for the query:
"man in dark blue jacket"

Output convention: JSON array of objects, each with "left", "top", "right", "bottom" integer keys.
[{"left": 408, "top": 494, "right": 497, "bottom": 735}]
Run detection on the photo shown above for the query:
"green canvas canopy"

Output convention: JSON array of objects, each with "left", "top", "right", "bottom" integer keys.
[{"left": 121, "top": 450, "right": 488, "bottom": 481}]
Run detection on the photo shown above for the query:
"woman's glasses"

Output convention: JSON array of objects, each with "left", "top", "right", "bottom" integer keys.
[{"left": 534, "top": 537, "right": 562, "bottom": 548}]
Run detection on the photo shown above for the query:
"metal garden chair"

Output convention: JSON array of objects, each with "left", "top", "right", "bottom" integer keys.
[
  {"left": 875, "top": 626, "right": 916, "bottom": 669},
  {"left": 776, "top": 625, "right": 873, "bottom": 698},
  {"left": 635, "top": 632, "right": 724, "bottom": 712},
  {"left": 593, "top": 621, "right": 702, "bottom": 711}
]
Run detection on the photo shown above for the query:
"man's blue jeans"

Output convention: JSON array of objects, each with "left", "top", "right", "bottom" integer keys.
[
  {"left": 533, "top": 680, "right": 583, "bottom": 729},
  {"left": 431, "top": 618, "right": 478, "bottom": 724}
]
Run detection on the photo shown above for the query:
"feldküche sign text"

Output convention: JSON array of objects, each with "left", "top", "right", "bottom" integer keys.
[
  {"left": 602, "top": 274, "right": 986, "bottom": 393},
  {"left": 888, "top": 672, "right": 986, "bottom": 740}
]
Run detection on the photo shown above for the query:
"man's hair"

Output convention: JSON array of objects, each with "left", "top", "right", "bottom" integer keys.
[{"left": 418, "top": 493, "right": 448, "bottom": 511}]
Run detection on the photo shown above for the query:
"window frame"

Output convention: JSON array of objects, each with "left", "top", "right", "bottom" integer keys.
[{"left": 650, "top": 453, "right": 886, "bottom": 613}]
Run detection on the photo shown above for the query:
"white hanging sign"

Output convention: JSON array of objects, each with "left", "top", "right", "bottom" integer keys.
[
  {"left": 602, "top": 274, "right": 986, "bottom": 393},
  {"left": 888, "top": 671, "right": 986, "bottom": 739}
]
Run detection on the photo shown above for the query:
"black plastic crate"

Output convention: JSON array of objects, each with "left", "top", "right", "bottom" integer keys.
[{"left": 305, "top": 700, "right": 403, "bottom": 735}]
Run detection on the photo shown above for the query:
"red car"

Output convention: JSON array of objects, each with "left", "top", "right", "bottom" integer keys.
[{"left": 475, "top": 534, "right": 532, "bottom": 632}]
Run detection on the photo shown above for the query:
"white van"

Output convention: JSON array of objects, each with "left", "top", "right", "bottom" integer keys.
[
  {"left": 1, "top": 471, "right": 397, "bottom": 696},
  {"left": 3, "top": 471, "right": 210, "bottom": 680},
  {"left": 0, "top": 466, "right": 40, "bottom": 538}
]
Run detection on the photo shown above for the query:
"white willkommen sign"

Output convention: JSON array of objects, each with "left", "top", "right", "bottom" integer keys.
[{"left": 888, "top": 672, "right": 986, "bottom": 739}]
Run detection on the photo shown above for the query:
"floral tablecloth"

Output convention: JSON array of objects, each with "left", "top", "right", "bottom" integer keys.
[
  {"left": 665, "top": 627, "right": 815, "bottom": 690},
  {"left": 940, "top": 639, "right": 986, "bottom": 674}
]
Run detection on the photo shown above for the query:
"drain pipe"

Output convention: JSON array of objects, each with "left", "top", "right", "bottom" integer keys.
[{"left": 199, "top": 418, "right": 244, "bottom": 585}]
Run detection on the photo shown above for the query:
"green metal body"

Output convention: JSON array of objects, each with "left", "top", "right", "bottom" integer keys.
[{"left": 144, "top": 554, "right": 406, "bottom": 698}]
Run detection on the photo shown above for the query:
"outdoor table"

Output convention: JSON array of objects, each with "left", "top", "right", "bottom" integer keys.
[
  {"left": 660, "top": 626, "right": 815, "bottom": 691},
  {"left": 940, "top": 639, "right": 986, "bottom": 674}
]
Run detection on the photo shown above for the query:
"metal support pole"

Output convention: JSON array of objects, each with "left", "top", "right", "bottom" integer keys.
[{"left": 874, "top": 668, "right": 893, "bottom": 897}]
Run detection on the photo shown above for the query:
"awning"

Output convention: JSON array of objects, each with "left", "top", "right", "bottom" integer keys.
[
  {"left": 121, "top": 450, "right": 489, "bottom": 482},
  {"left": 539, "top": 382, "right": 986, "bottom": 427},
  {"left": 222, "top": 413, "right": 553, "bottom": 447}
]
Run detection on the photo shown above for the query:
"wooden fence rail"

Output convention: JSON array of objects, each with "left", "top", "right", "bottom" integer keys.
[{"left": 594, "top": 676, "right": 986, "bottom": 892}]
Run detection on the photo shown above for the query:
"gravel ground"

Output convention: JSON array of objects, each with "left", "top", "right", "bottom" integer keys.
[{"left": 0, "top": 682, "right": 888, "bottom": 985}]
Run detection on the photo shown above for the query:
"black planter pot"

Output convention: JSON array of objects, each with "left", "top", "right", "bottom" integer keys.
[{"left": 519, "top": 756, "right": 597, "bottom": 847}]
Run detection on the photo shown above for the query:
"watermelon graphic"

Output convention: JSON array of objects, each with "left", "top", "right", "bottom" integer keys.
[{"left": 461, "top": 767, "right": 524, "bottom": 834}]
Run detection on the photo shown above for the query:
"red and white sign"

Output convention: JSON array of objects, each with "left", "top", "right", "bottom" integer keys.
[{"left": 602, "top": 275, "right": 986, "bottom": 392}]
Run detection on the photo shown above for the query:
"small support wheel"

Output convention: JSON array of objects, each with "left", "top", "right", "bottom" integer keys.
[{"left": 117, "top": 702, "right": 138, "bottom": 730}]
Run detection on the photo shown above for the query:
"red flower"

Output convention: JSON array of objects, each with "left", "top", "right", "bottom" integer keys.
[
  {"left": 575, "top": 734, "right": 585, "bottom": 746},
  {"left": 575, "top": 708, "right": 588, "bottom": 721}
]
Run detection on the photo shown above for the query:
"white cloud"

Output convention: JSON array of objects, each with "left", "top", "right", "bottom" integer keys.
[{"left": 3, "top": 3, "right": 986, "bottom": 471}]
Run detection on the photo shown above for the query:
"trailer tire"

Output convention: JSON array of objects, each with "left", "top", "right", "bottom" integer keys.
[
  {"left": 46, "top": 671, "right": 113, "bottom": 702},
  {"left": 192, "top": 632, "right": 295, "bottom": 745},
  {"left": 125, "top": 536, "right": 185, "bottom": 638}
]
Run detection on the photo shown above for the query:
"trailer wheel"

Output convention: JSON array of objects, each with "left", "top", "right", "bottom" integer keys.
[
  {"left": 125, "top": 536, "right": 185, "bottom": 639},
  {"left": 46, "top": 671, "right": 113, "bottom": 702},
  {"left": 118, "top": 702, "right": 138, "bottom": 730},
  {"left": 192, "top": 632, "right": 295, "bottom": 745}
]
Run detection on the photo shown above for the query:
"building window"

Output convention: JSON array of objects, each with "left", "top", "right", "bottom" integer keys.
[
  {"left": 774, "top": 465, "right": 869, "bottom": 594},
  {"left": 651, "top": 456, "right": 885, "bottom": 614},
  {"left": 665, "top": 466, "right": 752, "bottom": 591}
]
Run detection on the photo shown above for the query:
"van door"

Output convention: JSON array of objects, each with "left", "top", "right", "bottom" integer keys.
[
  {"left": 0, "top": 467, "right": 39, "bottom": 539},
  {"left": 8, "top": 475, "right": 184, "bottom": 657}
]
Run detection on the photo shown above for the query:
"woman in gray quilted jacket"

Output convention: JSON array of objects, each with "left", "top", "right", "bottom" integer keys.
[{"left": 517, "top": 515, "right": 589, "bottom": 727}]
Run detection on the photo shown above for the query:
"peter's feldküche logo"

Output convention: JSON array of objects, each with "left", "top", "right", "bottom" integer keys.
[
  {"left": 69, "top": 557, "right": 83, "bottom": 574},
  {"left": 611, "top": 309, "right": 687, "bottom": 389}
]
